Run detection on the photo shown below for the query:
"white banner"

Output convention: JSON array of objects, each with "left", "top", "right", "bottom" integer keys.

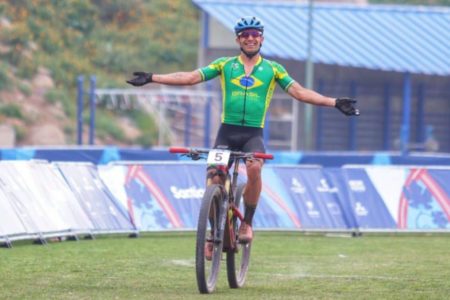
[
  {"left": 56, "top": 162, "right": 135, "bottom": 232},
  {"left": 36, "top": 162, "right": 94, "bottom": 233},
  {"left": 0, "top": 162, "right": 49, "bottom": 235},
  {"left": 0, "top": 187, "right": 27, "bottom": 237}
]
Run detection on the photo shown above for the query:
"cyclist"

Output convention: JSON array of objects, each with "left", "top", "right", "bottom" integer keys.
[{"left": 127, "top": 16, "right": 359, "bottom": 245}]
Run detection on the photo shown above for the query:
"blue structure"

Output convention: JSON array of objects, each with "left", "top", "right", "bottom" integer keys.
[
  {"left": 193, "top": 1, "right": 450, "bottom": 75},
  {"left": 192, "top": 0, "right": 450, "bottom": 153},
  {"left": 2, "top": 147, "right": 450, "bottom": 167},
  {"left": 76, "top": 75, "right": 98, "bottom": 146}
]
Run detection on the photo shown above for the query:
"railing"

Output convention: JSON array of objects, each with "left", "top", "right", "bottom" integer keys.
[{"left": 77, "top": 78, "right": 450, "bottom": 152}]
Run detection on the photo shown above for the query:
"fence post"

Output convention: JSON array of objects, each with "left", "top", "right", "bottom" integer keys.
[
  {"left": 89, "top": 76, "right": 96, "bottom": 145},
  {"left": 184, "top": 103, "right": 191, "bottom": 146},
  {"left": 204, "top": 82, "right": 212, "bottom": 148},
  {"left": 401, "top": 72, "right": 411, "bottom": 155},
  {"left": 416, "top": 83, "right": 425, "bottom": 143},
  {"left": 204, "top": 99, "right": 211, "bottom": 148},
  {"left": 315, "top": 79, "right": 324, "bottom": 150},
  {"left": 76, "top": 75, "right": 84, "bottom": 145},
  {"left": 349, "top": 81, "right": 357, "bottom": 150},
  {"left": 383, "top": 83, "right": 391, "bottom": 150}
]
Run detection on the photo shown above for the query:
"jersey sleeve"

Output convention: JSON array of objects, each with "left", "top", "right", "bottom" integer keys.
[
  {"left": 198, "top": 57, "right": 229, "bottom": 81},
  {"left": 272, "top": 61, "right": 295, "bottom": 91}
]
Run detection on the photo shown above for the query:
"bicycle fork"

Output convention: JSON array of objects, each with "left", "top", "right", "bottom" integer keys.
[{"left": 207, "top": 186, "right": 228, "bottom": 245}]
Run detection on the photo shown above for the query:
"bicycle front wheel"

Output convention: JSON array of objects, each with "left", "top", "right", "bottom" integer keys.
[
  {"left": 196, "top": 184, "right": 225, "bottom": 294},
  {"left": 226, "top": 183, "right": 252, "bottom": 288}
]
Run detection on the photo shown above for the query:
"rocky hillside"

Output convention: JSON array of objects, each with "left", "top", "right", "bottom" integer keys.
[
  {"left": 0, "top": 66, "right": 141, "bottom": 147},
  {"left": 0, "top": 1, "right": 198, "bottom": 147},
  {"left": 0, "top": 67, "right": 65, "bottom": 146}
]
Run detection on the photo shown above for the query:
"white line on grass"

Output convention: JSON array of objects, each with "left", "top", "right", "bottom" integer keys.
[
  {"left": 271, "top": 273, "right": 403, "bottom": 281},
  {"left": 169, "top": 259, "right": 195, "bottom": 267}
]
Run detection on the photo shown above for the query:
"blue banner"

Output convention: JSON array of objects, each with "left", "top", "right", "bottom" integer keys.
[
  {"left": 3, "top": 147, "right": 450, "bottom": 167},
  {"left": 341, "top": 168, "right": 396, "bottom": 229},
  {"left": 99, "top": 163, "right": 450, "bottom": 231},
  {"left": 268, "top": 167, "right": 348, "bottom": 229},
  {"left": 1, "top": 160, "right": 449, "bottom": 238},
  {"left": 399, "top": 168, "right": 450, "bottom": 229},
  {"left": 123, "top": 163, "right": 206, "bottom": 230}
]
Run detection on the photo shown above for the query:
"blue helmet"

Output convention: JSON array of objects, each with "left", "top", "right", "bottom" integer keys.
[{"left": 234, "top": 16, "right": 264, "bottom": 35}]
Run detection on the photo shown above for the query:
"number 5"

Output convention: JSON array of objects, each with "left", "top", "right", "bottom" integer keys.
[{"left": 215, "top": 152, "right": 223, "bottom": 161}]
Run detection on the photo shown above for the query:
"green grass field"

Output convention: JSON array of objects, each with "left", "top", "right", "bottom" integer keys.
[{"left": 1, "top": 232, "right": 449, "bottom": 299}]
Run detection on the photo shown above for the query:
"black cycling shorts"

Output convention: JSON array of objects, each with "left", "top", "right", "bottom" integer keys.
[{"left": 213, "top": 123, "right": 266, "bottom": 153}]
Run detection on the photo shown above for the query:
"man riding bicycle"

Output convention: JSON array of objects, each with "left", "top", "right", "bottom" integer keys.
[{"left": 127, "top": 16, "right": 359, "bottom": 246}]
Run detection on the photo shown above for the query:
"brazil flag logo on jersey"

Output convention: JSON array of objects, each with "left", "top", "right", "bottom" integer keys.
[{"left": 231, "top": 75, "right": 263, "bottom": 90}]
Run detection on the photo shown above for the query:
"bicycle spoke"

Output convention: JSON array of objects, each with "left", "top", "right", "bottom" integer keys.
[{"left": 196, "top": 184, "right": 225, "bottom": 294}]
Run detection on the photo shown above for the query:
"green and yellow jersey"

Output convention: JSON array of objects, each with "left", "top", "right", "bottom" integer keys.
[{"left": 198, "top": 56, "right": 295, "bottom": 128}]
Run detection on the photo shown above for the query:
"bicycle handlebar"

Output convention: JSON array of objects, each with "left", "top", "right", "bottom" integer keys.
[
  {"left": 169, "top": 147, "right": 274, "bottom": 160},
  {"left": 252, "top": 152, "right": 274, "bottom": 160},
  {"left": 169, "top": 147, "right": 190, "bottom": 154}
]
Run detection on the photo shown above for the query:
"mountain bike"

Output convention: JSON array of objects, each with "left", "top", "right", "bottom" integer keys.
[{"left": 169, "top": 147, "right": 273, "bottom": 294}]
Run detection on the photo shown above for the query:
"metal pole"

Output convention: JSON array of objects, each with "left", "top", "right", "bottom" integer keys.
[
  {"left": 204, "top": 95, "right": 211, "bottom": 148},
  {"left": 401, "top": 72, "right": 411, "bottom": 155},
  {"left": 316, "top": 79, "right": 324, "bottom": 150},
  {"left": 198, "top": 12, "right": 208, "bottom": 69},
  {"left": 76, "top": 75, "right": 84, "bottom": 145},
  {"left": 200, "top": 12, "right": 211, "bottom": 148},
  {"left": 304, "top": 0, "right": 315, "bottom": 150},
  {"left": 291, "top": 101, "right": 298, "bottom": 151},
  {"left": 158, "top": 101, "right": 164, "bottom": 146},
  {"left": 184, "top": 103, "right": 191, "bottom": 146},
  {"left": 88, "top": 75, "right": 96, "bottom": 145},
  {"left": 383, "top": 83, "right": 392, "bottom": 150},
  {"left": 416, "top": 83, "right": 425, "bottom": 143},
  {"left": 349, "top": 81, "right": 357, "bottom": 150}
]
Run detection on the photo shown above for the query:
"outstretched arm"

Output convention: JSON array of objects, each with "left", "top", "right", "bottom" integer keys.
[
  {"left": 153, "top": 71, "right": 203, "bottom": 85},
  {"left": 127, "top": 70, "right": 203, "bottom": 86},
  {"left": 287, "top": 81, "right": 335, "bottom": 107},
  {"left": 287, "top": 81, "right": 360, "bottom": 116}
]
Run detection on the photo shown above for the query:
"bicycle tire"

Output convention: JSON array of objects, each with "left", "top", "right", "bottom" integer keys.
[
  {"left": 226, "top": 183, "right": 252, "bottom": 288},
  {"left": 196, "top": 184, "right": 226, "bottom": 294}
]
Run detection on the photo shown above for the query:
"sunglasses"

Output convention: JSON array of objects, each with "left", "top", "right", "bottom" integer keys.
[{"left": 238, "top": 30, "right": 263, "bottom": 39}]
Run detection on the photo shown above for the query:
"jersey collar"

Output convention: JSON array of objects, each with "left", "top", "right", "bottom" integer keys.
[{"left": 237, "top": 55, "right": 262, "bottom": 66}]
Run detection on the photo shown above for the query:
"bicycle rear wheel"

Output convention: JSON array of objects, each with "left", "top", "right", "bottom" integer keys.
[
  {"left": 196, "top": 184, "right": 225, "bottom": 294},
  {"left": 226, "top": 183, "right": 252, "bottom": 288}
]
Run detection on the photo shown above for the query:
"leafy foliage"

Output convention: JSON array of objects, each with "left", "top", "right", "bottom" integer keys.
[
  {"left": 0, "top": 103, "right": 23, "bottom": 119},
  {"left": 0, "top": 0, "right": 199, "bottom": 145},
  {"left": 127, "top": 109, "right": 160, "bottom": 147},
  {"left": 0, "top": 63, "right": 12, "bottom": 91},
  {"left": 93, "top": 110, "right": 127, "bottom": 142},
  {"left": 2, "top": 0, "right": 198, "bottom": 87}
]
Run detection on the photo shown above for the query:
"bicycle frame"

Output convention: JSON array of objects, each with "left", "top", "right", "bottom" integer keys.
[
  {"left": 222, "top": 157, "right": 243, "bottom": 252},
  {"left": 169, "top": 146, "right": 272, "bottom": 248},
  {"left": 169, "top": 146, "right": 273, "bottom": 293}
]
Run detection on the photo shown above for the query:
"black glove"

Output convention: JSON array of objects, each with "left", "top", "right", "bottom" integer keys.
[
  {"left": 126, "top": 72, "right": 153, "bottom": 86},
  {"left": 335, "top": 97, "right": 360, "bottom": 116}
]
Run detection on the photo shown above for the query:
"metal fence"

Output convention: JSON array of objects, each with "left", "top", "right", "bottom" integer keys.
[{"left": 80, "top": 81, "right": 449, "bottom": 153}]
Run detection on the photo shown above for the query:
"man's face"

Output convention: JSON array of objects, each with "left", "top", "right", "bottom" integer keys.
[{"left": 236, "top": 29, "right": 264, "bottom": 56}]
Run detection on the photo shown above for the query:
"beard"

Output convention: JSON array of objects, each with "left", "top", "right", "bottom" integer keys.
[{"left": 240, "top": 44, "right": 262, "bottom": 59}]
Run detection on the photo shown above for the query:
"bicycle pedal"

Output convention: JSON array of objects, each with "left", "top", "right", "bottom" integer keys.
[{"left": 238, "top": 240, "right": 250, "bottom": 245}]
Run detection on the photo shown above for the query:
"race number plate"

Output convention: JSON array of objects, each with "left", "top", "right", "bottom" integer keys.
[{"left": 207, "top": 149, "right": 231, "bottom": 166}]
